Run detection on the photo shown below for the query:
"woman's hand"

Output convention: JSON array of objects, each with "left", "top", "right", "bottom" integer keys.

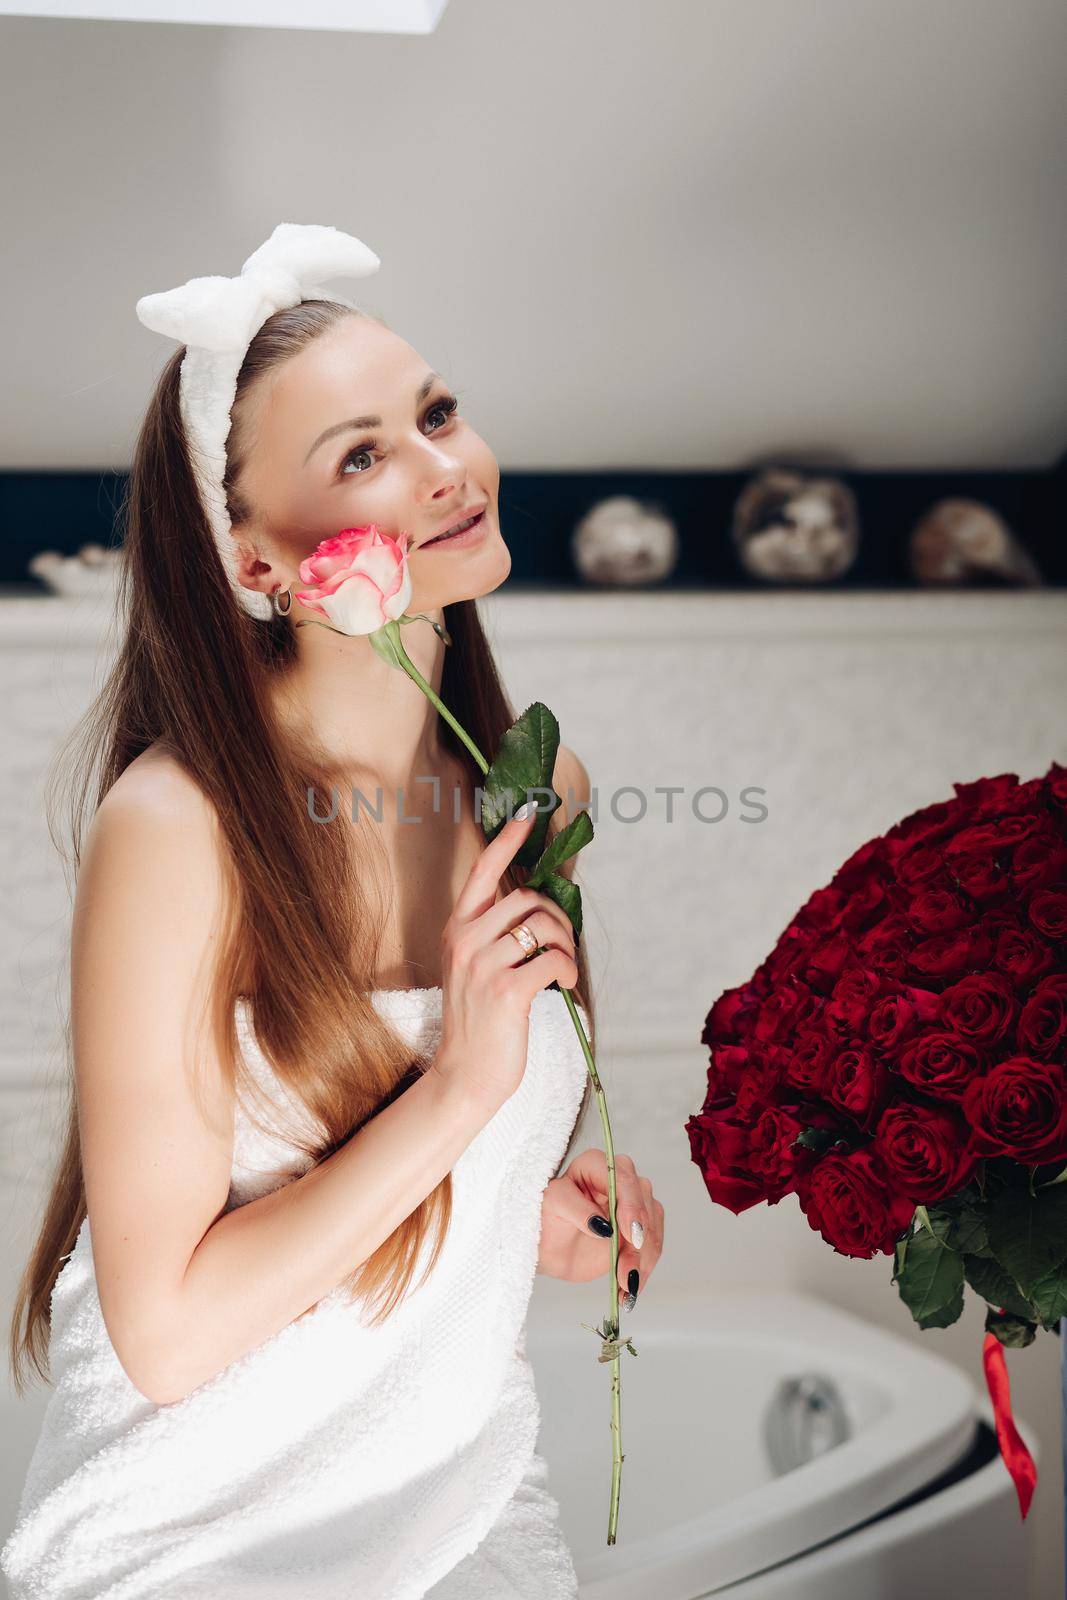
[
  {"left": 537, "top": 1149, "right": 663, "bottom": 1310},
  {"left": 432, "top": 803, "right": 579, "bottom": 1115}
]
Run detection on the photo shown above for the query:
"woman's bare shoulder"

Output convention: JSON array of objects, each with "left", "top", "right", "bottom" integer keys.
[
  {"left": 80, "top": 743, "right": 230, "bottom": 922},
  {"left": 550, "top": 745, "right": 591, "bottom": 883},
  {"left": 553, "top": 743, "right": 591, "bottom": 813},
  {"left": 96, "top": 740, "right": 221, "bottom": 839}
]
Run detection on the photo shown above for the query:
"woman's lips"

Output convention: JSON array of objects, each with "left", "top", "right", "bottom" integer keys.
[{"left": 420, "top": 509, "right": 488, "bottom": 549}]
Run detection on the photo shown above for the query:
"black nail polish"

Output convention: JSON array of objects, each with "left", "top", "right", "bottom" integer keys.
[
  {"left": 627, "top": 1268, "right": 640, "bottom": 1300},
  {"left": 588, "top": 1214, "right": 612, "bottom": 1237}
]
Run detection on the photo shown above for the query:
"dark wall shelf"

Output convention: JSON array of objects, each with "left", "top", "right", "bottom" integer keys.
[{"left": 1, "top": 464, "right": 1063, "bottom": 590}]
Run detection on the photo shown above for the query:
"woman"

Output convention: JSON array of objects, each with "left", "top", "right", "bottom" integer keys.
[{"left": 2, "top": 224, "right": 664, "bottom": 1598}]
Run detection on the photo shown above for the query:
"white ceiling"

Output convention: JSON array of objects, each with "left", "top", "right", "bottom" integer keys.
[
  {"left": 1, "top": 0, "right": 1064, "bottom": 470},
  {"left": 0, "top": 0, "right": 448, "bottom": 30}
]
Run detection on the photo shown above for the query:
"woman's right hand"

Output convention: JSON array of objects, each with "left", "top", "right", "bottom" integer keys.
[{"left": 431, "top": 803, "right": 579, "bottom": 1113}]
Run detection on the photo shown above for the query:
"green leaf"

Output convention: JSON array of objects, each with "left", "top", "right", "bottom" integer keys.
[
  {"left": 1038, "top": 1164, "right": 1067, "bottom": 1189},
  {"left": 916, "top": 1280, "right": 965, "bottom": 1329},
  {"left": 480, "top": 703, "right": 562, "bottom": 867},
  {"left": 368, "top": 622, "right": 406, "bottom": 671},
  {"left": 793, "top": 1127, "right": 838, "bottom": 1154},
  {"left": 536, "top": 872, "right": 583, "bottom": 937},
  {"left": 962, "top": 1254, "right": 1034, "bottom": 1320},
  {"left": 1028, "top": 1265, "right": 1067, "bottom": 1329},
  {"left": 526, "top": 810, "right": 594, "bottom": 889},
  {"left": 984, "top": 1306, "right": 1037, "bottom": 1349},
  {"left": 986, "top": 1183, "right": 1067, "bottom": 1298},
  {"left": 951, "top": 1204, "right": 992, "bottom": 1259},
  {"left": 895, "top": 1227, "right": 965, "bottom": 1329},
  {"left": 399, "top": 611, "right": 452, "bottom": 646}
]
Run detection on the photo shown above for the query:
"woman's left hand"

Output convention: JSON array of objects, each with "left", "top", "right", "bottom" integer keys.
[{"left": 536, "top": 1148, "right": 663, "bottom": 1309}]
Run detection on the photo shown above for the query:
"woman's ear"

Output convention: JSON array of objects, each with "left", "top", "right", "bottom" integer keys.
[{"left": 230, "top": 535, "right": 277, "bottom": 601}]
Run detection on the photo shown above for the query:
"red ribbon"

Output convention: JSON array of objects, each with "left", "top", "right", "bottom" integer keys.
[{"left": 982, "top": 1331, "right": 1037, "bottom": 1519}]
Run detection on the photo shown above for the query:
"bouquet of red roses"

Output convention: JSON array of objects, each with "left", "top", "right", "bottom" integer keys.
[{"left": 687, "top": 761, "right": 1067, "bottom": 1516}]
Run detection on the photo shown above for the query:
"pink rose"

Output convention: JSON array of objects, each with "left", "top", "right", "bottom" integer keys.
[{"left": 295, "top": 524, "right": 412, "bottom": 634}]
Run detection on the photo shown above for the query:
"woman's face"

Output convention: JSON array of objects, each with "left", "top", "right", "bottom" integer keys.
[{"left": 230, "top": 313, "right": 509, "bottom": 616}]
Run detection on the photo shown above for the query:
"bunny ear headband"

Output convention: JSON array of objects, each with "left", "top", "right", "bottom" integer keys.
[{"left": 135, "top": 222, "right": 382, "bottom": 620}]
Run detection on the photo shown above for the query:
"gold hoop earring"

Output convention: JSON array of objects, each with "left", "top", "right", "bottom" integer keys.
[{"left": 272, "top": 585, "right": 293, "bottom": 617}]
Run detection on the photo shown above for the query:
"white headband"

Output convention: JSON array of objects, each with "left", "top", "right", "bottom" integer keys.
[{"left": 135, "top": 222, "right": 382, "bottom": 620}]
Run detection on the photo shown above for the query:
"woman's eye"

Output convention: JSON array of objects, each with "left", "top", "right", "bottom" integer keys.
[
  {"left": 338, "top": 396, "right": 459, "bottom": 477},
  {"left": 426, "top": 395, "right": 459, "bottom": 430},
  {"left": 340, "top": 446, "right": 376, "bottom": 475}
]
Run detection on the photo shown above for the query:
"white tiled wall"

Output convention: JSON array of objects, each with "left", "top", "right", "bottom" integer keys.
[{"left": 3, "top": 586, "right": 1066, "bottom": 1596}]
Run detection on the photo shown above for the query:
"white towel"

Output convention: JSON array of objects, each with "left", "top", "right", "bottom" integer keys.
[{"left": 2, "top": 986, "right": 588, "bottom": 1598}]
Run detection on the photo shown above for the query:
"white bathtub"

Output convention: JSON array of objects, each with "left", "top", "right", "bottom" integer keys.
[
  {"left": 524, "top": 1287, "right": 1033, "bottom": 1599},
  {"left": 1, "top": 1287, "right": 1033, "bottom": 1600}
]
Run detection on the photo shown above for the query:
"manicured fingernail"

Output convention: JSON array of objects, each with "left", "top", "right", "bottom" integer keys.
[
  {"left": 631, "top": 1220, "right": 645, "bottom": 1249},
  {"left": 514, "top": 801, "right": 534, "bottom": 820},
  {"left": 627, "top": 1268, "right": 640, "bottom": 1300},
  {"left": 621, "top": 1289, "right": 636, "bottom": 1313},
  {"left": 588, "top": 1214, "right": 612, "bottom": 1237}
]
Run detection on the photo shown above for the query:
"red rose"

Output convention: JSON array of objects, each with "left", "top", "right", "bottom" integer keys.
[
  {"left": 797, "top": 1147, "right": 916, "bottom": 1259},
  {"left": 686, "top": 1109, "right": 766, "bottom": 1213},
  {"left": 797, "top": 884, "right": 849, "bottom": 931},
  {"left": 946, "top": 813, "right": 1045, "bottom": 860},
  {"left": 962, "top": 1056, "right": 1067, "bottom": 1163},
  {"left": 866, "top": 987, "right": 941, "bottom": 1056},
  {"left": 833, "top": 835, "right": 888, "bottom": 889},
  {"left": 735, "top": 1053, "right": 785, "bottom": 1123},
  {"left": 1013, "top": 837, "right": 1067, "bottom": 895},
  {"left": 875, "top": 1103, "right": 977, "bottom": 1202},
  {"left": 836, "top": 877, "right": 889, "bottom": 934},
  {"left": 784, "top": 1029, "right": 834, "bottom": 1096},
  {"left": 907, "top": 925, "right": 993, "bottom": 981},
  {"left": 940, "top": 973, "right": 1017, "bottom": 1046},
  {"left": 885, "top": 797, "right": 958, "bottom": 851},
  {"left": 897, "top": 1031, "right": 985, "bottom": 1101},
  {"left": 757, "top": 928, "right": 813, "bottom": 986},
  {"left": 906, "top": 889, "right": 973, "bottom": 935},
  {"left": 856, "top": 913, "right": 913, "bottom": 979},
  {"left": 894, "top": 842, "right": 953, "bottom": 892},
  {"left": 952, "top": 854, "right": 1012, "bottom": 904},
  {"left": 825, "top": 968, "right": 884, "bottom": 1037},
  {"left": 1028, "top": 888, "right": 1067, "bottom": 943},
  {"left": 1018, "top": 976, "right": 1067, "bottom": 1061},
  {"left": 802, "top": 932, "right": 853, "bottom": 994},
  {"left": 749, "top": 1106, "right": 808, "bottom": 1196},
  {"left": 994, "top": 923, "right": 1056, "bottom": 989},
  {"left": 952, "top": 773, "right": 1035, "bottom": 817},
  {"left": 702, "top": 986, "right": 761, "bottom": 1048},
  {"left": 826, "top": 1045, "right": 889, "bottom": 1130},
  {"left": 1045, "top": 762, "right": 1067, "bottom": 810},
  {"left": 754, "top": 983, "right": 820, "bottom": 1044},
  {"left": 706, "top": 1044, "right": 752, "bottom": 1103}
]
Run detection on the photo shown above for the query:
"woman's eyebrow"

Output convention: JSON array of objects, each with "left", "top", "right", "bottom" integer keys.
[{"left": 302, "top": 372, "right": 443, "bottom": 465}]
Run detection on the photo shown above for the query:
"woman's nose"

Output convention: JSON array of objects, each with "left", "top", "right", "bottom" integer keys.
[{"left": 421, "top": 460, "right": 466, "bottom": 506}]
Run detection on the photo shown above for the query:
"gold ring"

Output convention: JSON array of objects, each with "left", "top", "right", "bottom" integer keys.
[{"left": 508, "top": 922, "right": 539, "bottom": 956}]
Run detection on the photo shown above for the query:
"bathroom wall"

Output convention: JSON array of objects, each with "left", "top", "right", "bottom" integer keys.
[
  {"left": 2, "top": 0, "right": 1065, "bottom": 1592},
  {"left": 2, "top": 585, "right": 1065, "bottom": 1596},
  {"left": 0, "top": 0, "right": 1065, "bottom": 474}
]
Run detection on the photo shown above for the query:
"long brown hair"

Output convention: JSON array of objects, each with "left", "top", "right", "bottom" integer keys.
[{"left": 9, "top": 300, "right": 595, "bottom": 1397}]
